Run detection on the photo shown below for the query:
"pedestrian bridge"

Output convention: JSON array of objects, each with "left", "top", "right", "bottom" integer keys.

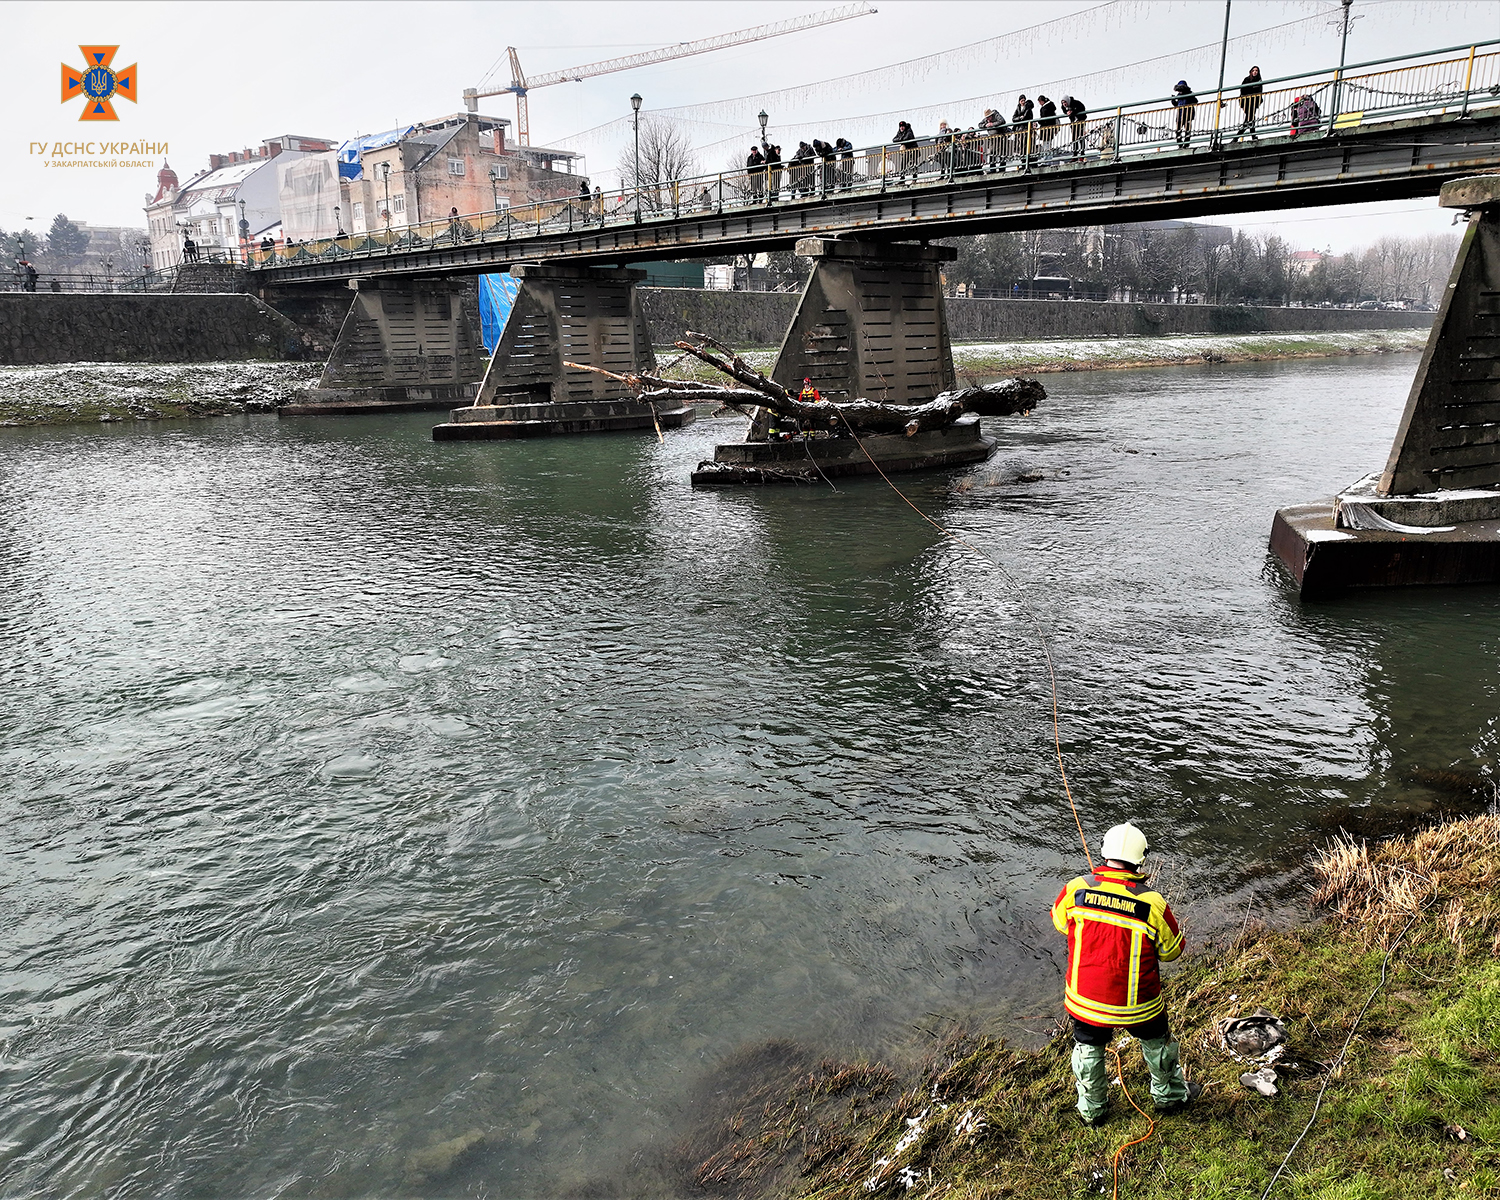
[{"left": 255, "top": 40, "right": 1500, "bottom": 285}]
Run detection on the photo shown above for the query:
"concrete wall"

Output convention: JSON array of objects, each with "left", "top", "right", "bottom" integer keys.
[
  {"left": 0, "top": 294, "right": 316, "bottom": 365},
  {"left": 638, "top": 287, "right": 1435, "bottom": 347}
]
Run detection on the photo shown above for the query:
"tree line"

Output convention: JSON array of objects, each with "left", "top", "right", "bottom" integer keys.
[{"left": 942, "top": 225, "right": 1461, "bottom": 307}]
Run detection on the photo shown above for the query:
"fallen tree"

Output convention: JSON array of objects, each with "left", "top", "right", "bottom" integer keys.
[{"left": 563, "top": 331, "right": 1044, "bottom": 437}]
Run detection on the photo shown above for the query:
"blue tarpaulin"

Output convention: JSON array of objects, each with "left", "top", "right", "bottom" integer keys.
[
  {"left": 336, "top": 126, "right": 415, "bottom": 181},
  {"left": 478, "top": 274, "right": 522, "bottom": 353}
]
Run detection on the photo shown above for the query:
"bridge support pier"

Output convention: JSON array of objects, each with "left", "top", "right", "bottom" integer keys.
[
  {"left": 695, "top": 238, "right": 992, "bottom": 485},
  {"left": 1272, "top": 176, "right": 1500, "bottom": 593},
  {"left": 433, "top": 263, "right": 692, "bottom": 440},
  {"left": 288, "top": 277, "right": 485, "bottom": 414}
]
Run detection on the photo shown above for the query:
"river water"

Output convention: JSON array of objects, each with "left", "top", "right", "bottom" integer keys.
[{"left": 2, "top": 354, "right": 1497, "bottom": 1198}]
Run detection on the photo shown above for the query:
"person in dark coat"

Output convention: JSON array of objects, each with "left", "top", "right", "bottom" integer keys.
[
  {"left": 1171, "top": 81, "right": 1198, "bottom": 147},
  {"left": 1061, "top": 95, "right": 1088, "bottom": 157},
  {"left": 745, "top": 145, "right": 765, "bottom": 200},
  {"left": 1036, "top": 95, "right": 1059, "bottom": 152},
  {"left": 1012, "top": 95, "right": 1035, "bottom": 163},
  {"left": 763, "top": 142, "right": 783, "bottom": 201},
  {"left": 790, "top": 141, "right": 815, "bottom": 197},
  {"left": 812, "top": 138, "right": 836, "bottom": 193},
  {"left": 892, "top": 120, "right": 917, "bottom": 183},
  {"left": 1234, "top": 66, "right": 1263, "bottom": 142},
  {"left": 834, "top": 137, "right": 854, "bottom": 189}
]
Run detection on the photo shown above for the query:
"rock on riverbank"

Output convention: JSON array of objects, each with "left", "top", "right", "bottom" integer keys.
[{"left": 0, "top": 361, "right": 323, "bottom": 426}]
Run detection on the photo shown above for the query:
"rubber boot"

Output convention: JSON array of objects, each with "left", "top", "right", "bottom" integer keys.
[
  {"left": 1071, "top": 1042, "right": 1109, "bottom": 1123},
  {"left": 1140, "top": 1035, "right": 1189, "bottom": 1108}
]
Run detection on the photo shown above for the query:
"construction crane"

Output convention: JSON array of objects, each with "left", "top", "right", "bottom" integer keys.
[{"left": 463, "top": 4, "right": 878, "bottom": 145}]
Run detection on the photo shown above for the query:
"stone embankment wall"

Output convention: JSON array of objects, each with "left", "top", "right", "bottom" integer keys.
[
  {"left": 638, "top": 287, "right": 1434, "bottom": 347},
  {"left": 0, "top": 295, "right": 316, "bottom": 365}
]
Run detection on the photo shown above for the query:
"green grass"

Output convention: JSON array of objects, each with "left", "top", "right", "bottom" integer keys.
[{"left": 681, "top": 816, "right": 1500, "bottom": 1200}]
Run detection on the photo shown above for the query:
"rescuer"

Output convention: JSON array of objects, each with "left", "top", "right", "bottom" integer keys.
[
  {"left": 799, "top": 377, "right": 824, "bottom": 404},
  {"left": 1051, "top": 822, "right": 1201, "bottom": 1126}
]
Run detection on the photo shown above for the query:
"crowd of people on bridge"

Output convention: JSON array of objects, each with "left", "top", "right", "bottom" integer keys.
[{"left": 739, "top": 61, "right": 1309, "bottom": 203}]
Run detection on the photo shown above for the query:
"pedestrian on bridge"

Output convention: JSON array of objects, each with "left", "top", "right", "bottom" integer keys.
[
  {"left": 745, "top": 145, "right": 766, "bottom": 200},
  {"left": 979, "top": 107, "right": 1007, "bottom": 169},
  {"left": 892, "top": 120, "right": 917, "bottom": 183},
  {"left": 790, "top": 141, "right": 816, "bottom": 198},
  {"left": 835, "top": 137, "right": 854, "bottom": 190},
  {"left": 1012, "top": 95, "right": 1035, "bottom": 164},
  {"left": 1062, "top": 95, "right": 1088, "bottom": 159},
  {"left": 579, "top": 178, "right": 592, "bottom": 216},
  {"left": 764, "top": 142, "right": 784, "bottom": 201},
  {"left": 1172, "top": 81, "right": 1198, "bottom": 147},
  {"left": 1233, "top": 65, "right": 1264, "bottom": 143},
  {"left": 1037, "top": 95, "right": 1060, "bottom": 154},
  {"left": 812, "top": 138, "right": 836, "bottom": 193}
]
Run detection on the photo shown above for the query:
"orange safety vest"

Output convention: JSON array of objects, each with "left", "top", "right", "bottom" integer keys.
[
  {"left": 1051, "top": 865, "right": 1184, "bottom": 1026},
  {"left": 799, "top": 383, "right": 823, "bottom": 403}
]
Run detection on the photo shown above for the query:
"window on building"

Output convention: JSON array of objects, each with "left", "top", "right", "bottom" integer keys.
[
  {"left": 490, "top": 164, "right": 509, "bottom": 180},
  {"left": 353, "top": 202, "right": 364, "bottom": 221},
  {"left": 391, "top": 195, "right": 406, "bottom": 213},
  {"left": 495, "top": 197, "right": 510, "bottom": 212},
  {"left": 448, "top": 158, "right": 466, "bottom": 176}
]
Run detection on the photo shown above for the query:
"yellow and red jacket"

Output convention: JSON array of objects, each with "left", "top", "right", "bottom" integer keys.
[{"left": 1051, "top": 865, "right": 1184, "bottom": 1026}]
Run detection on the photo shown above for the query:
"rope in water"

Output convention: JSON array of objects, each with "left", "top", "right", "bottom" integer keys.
[{"left": 841, "top": 420, "right": 1092, "bottom": 871}]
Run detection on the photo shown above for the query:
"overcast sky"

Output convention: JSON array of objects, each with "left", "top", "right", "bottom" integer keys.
[{"left": 13, "top": 0, "right": 1499, "bottom": 252}]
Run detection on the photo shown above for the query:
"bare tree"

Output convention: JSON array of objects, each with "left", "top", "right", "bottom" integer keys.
[{"left": 619, "top": 118, "right": 700, "bottom": 210}]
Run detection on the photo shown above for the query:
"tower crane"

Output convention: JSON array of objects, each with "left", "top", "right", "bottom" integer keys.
[{"left": 463, "top": 4, "right": 877, "bottom": 145}]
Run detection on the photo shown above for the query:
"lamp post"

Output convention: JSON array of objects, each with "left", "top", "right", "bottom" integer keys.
[
  {"left": 489, "top": 165, "right": 503, "bottom": 215},
  {"left": 1212, "top": 0, "right": 1232, "bottom": 150},
  {"left": 1332, "top": 0, "right": 1357, "bottom": 124},
  {"left": 380, "top": 161, "right": 393, "bottom": 235},
  {"left": 758, "top": 109, "right": 768, "bottom": 144},
  {"left": 631, "top": 92, "right": 643, "bottom": 223},
  {"left": 237, "top": 199, "right": 249, "bottom": 263}
]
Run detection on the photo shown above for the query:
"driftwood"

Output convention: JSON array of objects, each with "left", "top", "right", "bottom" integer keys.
[
  {"left": 565, "top": 332, "right": 1044, "bottom": 437},
  {"left": 672, "top": 331, "right": 1044, "bottom": 436}
]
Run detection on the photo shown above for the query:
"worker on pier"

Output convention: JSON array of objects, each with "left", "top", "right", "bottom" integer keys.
[
  {"left": 1051, "top": 822, "right": 1201, "bottom": 1127},
  {"left": 1172, "top": 81, "right": 1198, "bottom": 147}
]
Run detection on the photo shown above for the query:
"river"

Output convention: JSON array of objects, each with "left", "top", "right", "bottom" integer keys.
[{"left": 2, "top": 353, "right": 1496, "bottom": 1198}]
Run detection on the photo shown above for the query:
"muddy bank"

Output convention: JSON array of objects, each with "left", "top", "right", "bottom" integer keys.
[{"left": 0, "top": 361, "right": 322, "bottom": 426}]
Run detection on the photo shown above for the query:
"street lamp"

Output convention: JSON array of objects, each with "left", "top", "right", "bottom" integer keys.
[
  {"left": 631, "top": 93, "right": 643, "bottom": 223},
  {"left": 379, "top": 161, "right": 393, "bottom": 235},
  {"left": 237, "top": 199, "right": 249, "bottom": 263},
  {"left": 758, "top": 110, "right": 769, "bottom": 143},
  {"left": 489, "top": 165, "right": 504, "bottom": 214}
]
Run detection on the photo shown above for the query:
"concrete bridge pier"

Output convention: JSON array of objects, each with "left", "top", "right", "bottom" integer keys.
[
  {"left": 695, "top": 238, "right": 996, "bottom": 485},
  {"left": 1272, "top": 175, "right": 1500, "bottom": 593},
  {"left": 433, "top": 262, "right": 692, "bottom": 440},
  {"left": 290, "top": 277, "right": 485, "bottom": 414}
]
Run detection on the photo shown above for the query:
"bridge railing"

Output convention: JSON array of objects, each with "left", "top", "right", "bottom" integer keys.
[{"left": 252, "top": 38, "right": 1500, "bottom": 273}]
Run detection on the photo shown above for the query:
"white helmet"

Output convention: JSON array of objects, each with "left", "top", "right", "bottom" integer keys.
[{"left": 1101, "top": 822, "right": 1149, "bottom": 866}]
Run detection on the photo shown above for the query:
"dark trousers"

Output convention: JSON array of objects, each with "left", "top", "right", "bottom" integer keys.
[{"left": 1072, "top": 1012, "right": 1170, "bottom": 1045}]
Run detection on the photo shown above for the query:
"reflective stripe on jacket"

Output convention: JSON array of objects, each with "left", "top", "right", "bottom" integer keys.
[{"left": 1051, "top": 866, "right": 1183, "bottom": 1026}]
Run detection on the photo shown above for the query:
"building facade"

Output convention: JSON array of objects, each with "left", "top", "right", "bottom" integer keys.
[
  {"left": 343, "top": 113, "right": 581, "bottom": 235},
  {"left": 144, "top": 134, "right": 334, "bottom": 269}
]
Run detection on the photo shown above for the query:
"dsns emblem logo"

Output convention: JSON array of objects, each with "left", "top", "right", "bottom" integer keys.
[{"left": 61, "top": 46, "right": 138, "bottom": 121}]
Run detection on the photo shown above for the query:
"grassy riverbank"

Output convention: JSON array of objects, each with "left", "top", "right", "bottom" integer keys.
[
  {"left": 0, "top": 361, "right": 322, "bottom": 426},
  {"left": 663, "top": 329, "right": 1426, "bottom": 384},
  {"left": 679, "top": 813, "right": 1500, "bottom": 1199}
]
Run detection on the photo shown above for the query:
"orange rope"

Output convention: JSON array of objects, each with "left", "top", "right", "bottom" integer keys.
[
  {"left": 843, "top": 423, "right": 1092, "bottom": 871},
  {"left": 1107, "top": 1046, "right": 1156, "bottom": 1200}
]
